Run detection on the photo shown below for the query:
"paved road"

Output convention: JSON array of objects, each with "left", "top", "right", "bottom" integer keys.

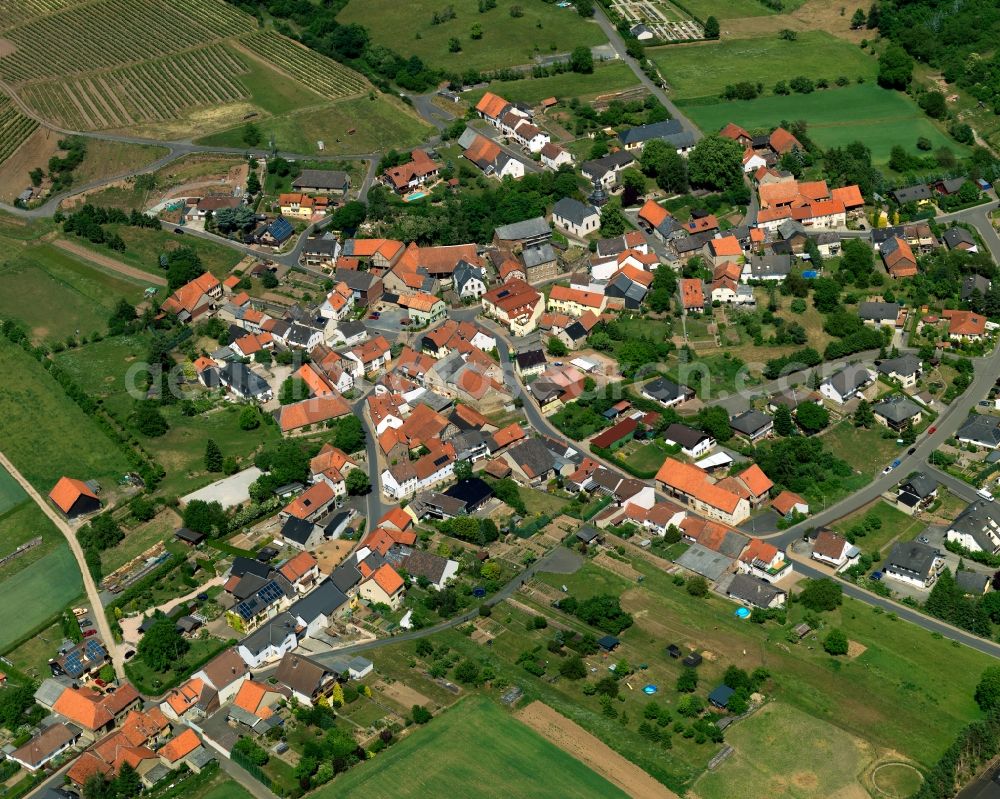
[
  {"left": 0, "top": 450, "right": 125, "bottom": 678},
  {"left": 310, "top": 548, "right": 583, "bottom": 661},
  {"left": 591, "top": 6, "right": 701, "bottom": 143},
  {"left": 352, "top": 391, "right": 389, "bottom": 526},
  {"left": 939, "top": 199, "right": 1000, "bottom": 262},
  {"left": 407, "top": 93, "right": 457, "bottom": 132}
]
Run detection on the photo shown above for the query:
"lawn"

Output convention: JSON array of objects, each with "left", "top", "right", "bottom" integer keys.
[
  {"left": 463, "top": 62, "right": 641, "bottom": 107},
  {"left": 233, "top": 46, "right": 330, "bottom": 118},
  {"left": 681, "top": 0, "right": 775, "bottom": 18},
  {"left": 102, "top": 510, "right": 177, "bottom": 572},
  {"left": 516, "top": 485, "right": 568, "bottom": 517},
  {"left": 67, "top": 226, "right": 243, "bottom": 279},
  {"left": 4, "top": 619, "right": 62, "bottom": 677},
  {"left": 621, "top": 439, "right": 673, "bottom": 473},
  {"left": 53, "top": 333, "right": 152, "bottom": 420},
  {"left": 535, "top": 557, "right": 995, "bottom": 768},
  {"left": 831, "top": 499, "right": 925, "bottom": 556},
  {"left": 141, "top": 403, "right": 281, "bottom": 499},
  {"left": 188, "top": 777, "right": 254, "bottom": 799},
  {"left": 668, "top": 352, "right": 755, "bottom": 399},
  {"left": 694, "top": 703, "right": 874, "bottom": 799},
  {"left": 0, "top": 245, "right": 147, "bottom": 342},
  {"left": 683, "top": 83, "right": 962, "bottom": 164},
  {"left": 125, "top": 636, "right": 229, "bottom": 694},
  {"left": 196, "top": 95, "right": 433, "bottom": 157},
  {"left": 652, "top": 31, "right": 877, "bottom": 101},
  {"left": 0, "top": 338, "right": 132, "bottom": 493},
  {"left": 73, "top": 140, "right": 170, "bottom": 185},
  {"left": 337, "top": 0, "right": 605, "bottom": 72},
  {"left": 821, "top": 420, "right": 904, "bottom": 480},
  {"left": 315, "top": 696, "right": 627, "bottom": 798},
  {"left": 0, "top": 545, "right": 83, "bottom": 652}
]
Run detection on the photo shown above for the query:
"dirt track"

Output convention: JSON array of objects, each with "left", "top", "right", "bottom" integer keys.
[
  {"left": 52, "top": 237, "right": 166, "bottom": 286},
  {"left": 516, "top": 701, "right": 678, "bottom": 799}
]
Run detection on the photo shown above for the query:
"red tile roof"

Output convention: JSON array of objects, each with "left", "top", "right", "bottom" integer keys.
[{"left": 49, "top": 477, "right": 98, "bottom": 514}]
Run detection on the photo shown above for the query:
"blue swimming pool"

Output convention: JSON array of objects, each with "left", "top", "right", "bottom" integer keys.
[
  {"left": 735, "top": 607, "right": 751, "bottom": 619},
  {"left": 405, "top": 192, "right": 427, "bottom": 202}
]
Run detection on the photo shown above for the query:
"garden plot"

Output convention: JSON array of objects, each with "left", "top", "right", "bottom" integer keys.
[{"left": 609, "top": 0, "right": 704, "bottom": 40}]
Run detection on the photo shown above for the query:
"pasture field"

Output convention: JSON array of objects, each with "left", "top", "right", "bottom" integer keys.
[
  {"left": 684, "top": 83, "right": 961, "bottom": 163},
  {"left": 196, "top": 95, "right": 433, "bottom": 156},
  {"left": 0, "top": 544, "right": 83, "bottom": 652},
  {"left": 0, "top": 245, "right": 147, "bottom": 341},
  {"left": 0, "top": 464, "right": 25, "bottom": 515},
  {"left": 0, "top": 501, "right": 63, "bottom": 580},
  {"left": 315, "top": 696, "right": 627, "bottom": 799},
  {"left": 463, "top": 62, "right": 641, "bottom": 107},
  {"left": 693, "top": 703, "right": 874, "bottom": 799},
  {"left": 0, "top": 337, "right": 131, "bottom": 493},
  {"left": 237, "top": 32, "right": 367, "bottom": 100},
  {"left": 0, "top": 94, "right": 38, "bottom": 166},
  {"left": 651, "top": 31, "right": 877, "bottom": 101},
  {"left": 337, "top": 0, "right": 605, "bottom": 72},
  {"left": 53, "top": 333, "right": 151, "bottom": 420},
  {"left": 68, "top": 226, "right": 243, "bottom": 279},
  {"left": 680, "top": 0, "right": 773, "bottom": 19},
  {"left": 529, "top": 559, "right": 991, "bottom": 769},
  {"left": 0, "top": 0, "right": 254, "bottom": 82}
]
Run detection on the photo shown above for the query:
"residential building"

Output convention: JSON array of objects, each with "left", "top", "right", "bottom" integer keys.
[
  {"left": 453, "top": 260, "right": 488, "bottom": 300},
  {"left": 382, "top": 149, "right": 441, "bottom": 194},
  {"left": 943, "top": 309, "right": 988, "bottom": 341},
  {"left": 663, "top": 423, "right": 715, "bottom": 458},
  {"left": 725, "top": 574, "right": 786, "bottom": 608},
  {"left": 728, "top": 410, "right": 773, "bottom": 443},
  {"left": 871, "top": 395, "right": 922, "bottom": 431},
  {"left": 292, "top": 169, "right": 350, "bottom": 194},
  {"left": 618, "top": 119, "right": 696, "bottom": 155},
  {"left": 738, "top": 538, "right": 791, "bottom": 580},
  {"left": 881, "top": 237, "right": 918, "bottom": 279},
  {"left": 581, "top": 151, "right": 635, "bottom": 190},
  {"left": 680, "top": 278, "right": 706, "bottom": 312},
  {"left": 771, "top": 491, "right": 808, "bottom": 519},
  {"left": 883, "top": 541, "right": 944, "bottom": 588},
  {"left": 820, "top": 365, "right": 875, "bottom": 404},
  {"left": 946, "top": 500, "right": 1000, "bottom": 554},
  {"left": 957, "top": 414, "right": 1000, "bottom": 449},
  {"left": 655, "top": 458, "right": 751, "bottom": 526},
  {"left": 877, "top": 354, "right": 922, "bottom": 388},
  {"left": 642, "top": 377, "right": 694, "bottom": 408},
  {"left": 896, "top": 472, "right": 938, "bottom": 514},
  {"left": 858, "top": 301, "right": 902, "bottom": 327},
  {"left": 481, "top": 279, "right": 544, "bottom": 336},
  {"left": 811, "top": 529, "right": 858, "bottom": 571},
  {"left": 947, "top": 228, "right": 980, "bottom": 254}
]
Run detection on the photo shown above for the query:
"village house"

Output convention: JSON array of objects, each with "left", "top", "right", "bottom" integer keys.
[
  {"left": 820, "top": 365, "right": 875, "bottom": 404},
  {"left": 881, "top": 237, "right": 918, "bottom": 279},
  {"left": 655, "top": 458, "right": 751, "bottom": 526},
  {"left": 882, "top": 540, "right": 944, "bottom": 588},
  {"left": 810, "top": 529, "right": 858, "bottom": 571},
  {"left": 481, "top": 279, "right": 544, "bottom": 336},
  {"left": 946, "top": 499, "right": 1000, "bottom": 554},
  {"left": 943, "top": 309, "right": 988, "bottom": 341},
  {"left": 552, "top": 197, "right": 600, "bottom": 239},
  {"left": 382, "top": 149, "right": 441, "bottom": 194},
  {"left": 540, "top": 142, "right": 573, "bottom": 170},
  {"left": 618, "top": 119, "right": 696, "bottom": 155},
  {"left": 581, "top": 151, "right": 635, "bottom": 191},
  {"left": 460, "top": 131, "right": 528, "bottom": 180},
  {"left": 292, "top": 169, "right": 350, "bottom": 195}
]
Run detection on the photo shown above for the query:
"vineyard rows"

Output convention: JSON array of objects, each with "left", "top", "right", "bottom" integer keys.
[
  {"left": 0, "top": 0, "right": 255, "bottom": 82},
  {"left": 0, "top": 0, "right": 80, "bottom": 30},
  {"left": 0, "top": 95, "right": 39, "bottom": 165},
  {"left": 20, "top": 44, "right": 251, "bottom": 131},
  {"left": 241, "top": 31, "right": 367, "bottom": 99}
]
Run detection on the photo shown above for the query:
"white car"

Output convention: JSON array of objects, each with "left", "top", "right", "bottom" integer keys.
[
  {"left": 881, "top": 466, "right": 893, "bottom": 475},
  {"left": 978, "top": 488, "right": 995, "bottom": 502}
]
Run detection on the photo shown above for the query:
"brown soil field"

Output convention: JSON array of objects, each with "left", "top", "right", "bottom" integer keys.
[
  {"left": 516, "top": 700, "right": 679, "bottom": 799},
  {"left": 0, "top": 126, "right": 59, "bottom": 201}
]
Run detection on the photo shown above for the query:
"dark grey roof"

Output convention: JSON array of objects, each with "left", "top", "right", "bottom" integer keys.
[
  {"left": 709, "top": 684, "right": 736, "bottom": 708},
  {"left": 507, "top": 438, "right": 556, "bottom": 477},
  {"left": 218, "top": 362, "right": 271, "bottom": 398},
  {"left": 606, "top": 272, "right": 648, "bottom": 303},
  {"left": 453, "top": 260, "right": 484, "bottom": 292},
  {"left": 563, "top": 321, "right": 588, "bottom": 341},
  {"left": 858, "top": 301, "right": 900, "bottom": 322},
  {"left": 958, "top": 414, "right": 1000, "bottom": 448},
  {"left": 280, "top": 517, "right": 317, "bottom": 546},
  {"left": 777, "top": 220, "right": 807, "bottom": 240},
  {"left": 618, "top": 119, "right": 695, "bottom": 149},
  {"left": 949, "top": 499, "right": 1000, "bottom": 553},
  {"left": 877, "top": 354, "right": 921, "bottom": 378},
  {"left": 872, "top": 395, "right": 922, "bottom": 424},
  {"left": 338, "top": 320, "right": 367, "bottom": 340},
  {"left": 522, "top": 242, "right": 556, "bottom": 269},
  {"left": 947, "top": 227, "right": 977, "bottom": 250},
  {"left": 443, "top": 477, "right": 494, "bottom": 509},
  {"left": 961, "top": 273, "right": 990, "bottom": 300},
  {"left": 938, "top": 177, "right": 967, "bottom": 194},
  {"left": 339, "top": 270, "right": 378, "bottom": 292},
  {"left": 825, "top": 365, "right": 872, "bottom": 398},
  {"left": 892, "top": 184, "right": 932, "bottom": 204},
  {"left": 576, "top": 525, "right": 600, "bottom": 543},
  {"left": 330, "top": 562, "right": 362, "bottom": 593},
  {"left": 674, "top": 231, "right": 713, "bottom": 254},
  {"left": 231, "top": 557, "right": 271, "bottom": 579},
  {"left": 664, "top": 423, "right": 711, "bottom": 449},
  {"left": 552, "top": 197, "right": 599, "bottom": 227},
  {"left": 581, "top": 151, "right": 635, "bottom": 179},
  {"left": 293, "top": 169, "right": 349, "bottom": 190},
  {"left": 643, "top": 377, "right": 689, "bottom": 403},
  {"left": 726, "top": 574, "right": 786, "bottom": 608},
  {"left": 956, "top": 570, "right": 990, "bottom": 594},
  {"left": 386, "top": 546, "right": 450, "bottom": 583},
  {"left": 729, "top": 410, "right": 773, "bottom": 436},
  {"left": 289, "top": 580, "right": 348, "bottom": 623},
  {"left": 516, "top": 349, "right": 547, "bottom": 369},
  {"left": 899, "top": 472, "right": 937, "bottom": 499},
  {"left": 239, "top": 611, "right": 299, "bottom": 655},
  {"left": 494, "top": 217, "right": 551, "bottom": 242},
  {"left": 285, "top": 323, "right": 317, "bottom": 346},
  {"left": 885, "top": 540, "right": 940, "bottom": 580},
  {"left": 746, "top": 253, "right": 792, "bottom": 279}
]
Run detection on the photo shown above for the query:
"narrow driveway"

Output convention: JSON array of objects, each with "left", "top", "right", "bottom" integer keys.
[{"left": 0, "top": 451, "right": 125, "bottom": 678}]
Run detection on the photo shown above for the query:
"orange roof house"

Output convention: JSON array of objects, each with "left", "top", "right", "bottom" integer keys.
[
  {"left": 737, "top": 463, "right": 774, "bottom": 500},
  {"left": 161, "top": 272, "right": 221, "bottom": 320},
  {"left": 159, "top": 728, "right": 201, "bottom": 763},
  {"left": 49, "top": 477, "right": 100, "bottom": 518},
  {"left": 708, "top": 236, "right": 742, "bottom": 258},
  {"left": 769, "top": 127, "right": 802, "bottom": 155},
  {"left": 655, "top": 459, "right": 750, "bottom": 524},
  {"left": 831, "top": 184, "right": 865, "bottom": 209},
  {"left": 276, "top": 395, "right": 352, "bottom": 433},
  {"left": 719, "top": 122, "right": 751, "bottom": 143},
  {"left": 279, "top": 551, "right": 319, "bottom": 584},
  {"left": 943, "top": 309, "right": 988, "bottom": 338},
  {"left": 882, "top": 236, "right": 918, "bottom": 279},
  {"left": 683, "top": 215, "right": 719, "bottom": 234},
  {"left": 282, "top": 481, "right": 336, "bottom": 520},
  {"left": 378, "top": 506, "right": 415, "bottom": 533},
  {"left": 53, "top": 683, "right": 140, "bottom": 732},
  {"left": 771, "top": 490, "right": 809, "bottom": 517},
  {"left": 492, "top": 422, "right": 526, "bottom": 451},
  {"left": 680, "top": 278, "right": 705, "bottom": 311},
  {"left": 476, "top": 91, "right": 510, "bottom": 120},
  {"left": 638, "top": 198, "right": 669, "bottom": 228}
]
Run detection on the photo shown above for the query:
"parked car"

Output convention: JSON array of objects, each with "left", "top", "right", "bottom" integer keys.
[
  {"left": 892, "top": 458, "right": 902, "bottom": 469},
  {"left": 173, "top": 227, "right": 184, "bottom": 234},
  {"left": 919, "top": 536, "right": 930, "bottom": 543},
  {"left": 978, "top": 488, "right": 995, "bottom": 502},
  {"left": 881, "top": 465, "right": 893, "bottom": 475},
  {"left": 401, "top": 317, "right": 411, "bottom": 326},
  {"left": 871, "top": 571, "right": 883, "bottom": 581},
  {"left": 197, "top": 593, "right": 209, "bottom": 602},
  {"left": 82, "top": 629, "right": 97, "bottom": 638},
  {"left": 368, "top": 312, "right": 380, "bottom": 320},
  {"left": 928, "top": 426, "right": 937, "bottom": 434},
  {"left": 908, "top": 447, "right": 916, "bottom": 454}
]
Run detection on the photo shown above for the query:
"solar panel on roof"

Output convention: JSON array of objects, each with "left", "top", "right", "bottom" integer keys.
[{"left": 86, "top": 639, "right": 106, "bottom": 660}]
